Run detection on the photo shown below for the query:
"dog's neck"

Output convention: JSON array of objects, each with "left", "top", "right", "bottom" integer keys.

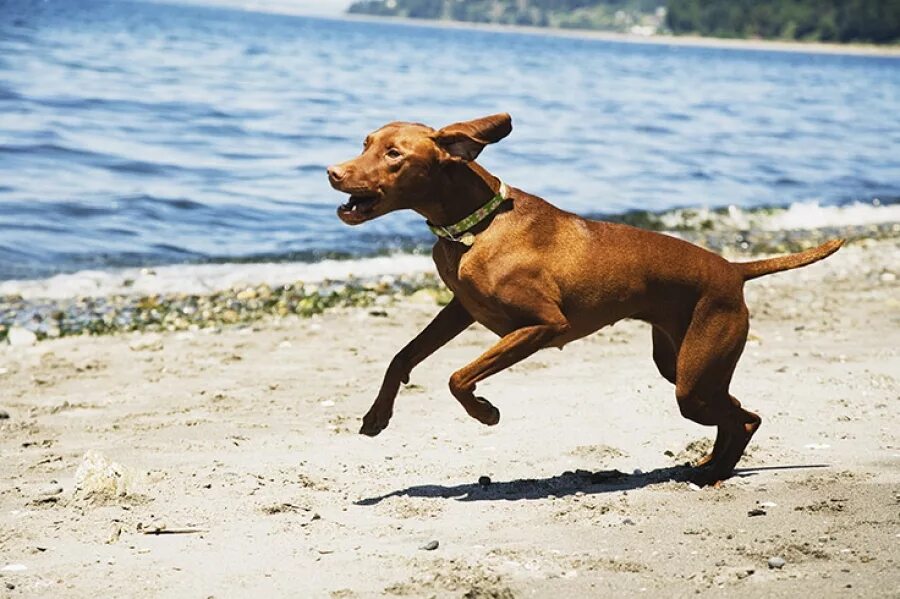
[{"left": 413, "top": 162, "right": 501, "bottom": 227}]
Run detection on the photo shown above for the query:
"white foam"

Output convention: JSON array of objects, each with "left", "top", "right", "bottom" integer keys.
[
  {"left": 657, "top": 200, "right": 899, "bottom": 232},
  {"left": 0, "top": 254, "right": 434, "bottom": 301},
  {"left": 758, "top": 201, "right": 900, "bottom": 231}
]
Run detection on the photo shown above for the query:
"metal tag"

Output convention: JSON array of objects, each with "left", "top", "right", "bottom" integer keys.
[{"left": 460, "top": 232, "right": 475, "bottom": 246}]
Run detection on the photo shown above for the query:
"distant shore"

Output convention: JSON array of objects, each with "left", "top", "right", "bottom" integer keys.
[{"left": 341, "top": 13, "right": 900, "bottom": 57}]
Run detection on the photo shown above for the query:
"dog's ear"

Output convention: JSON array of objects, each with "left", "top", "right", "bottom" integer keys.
[{"left": 432, "top": 113, "right": 512, "bottom": 161}]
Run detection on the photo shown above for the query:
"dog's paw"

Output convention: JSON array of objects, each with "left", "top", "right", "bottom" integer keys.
[
  {"left": 689, "top": 465, "right": 729, "bottom": 488},
  {"left": 359, "top": 406, "right": 392, "bottom": 437},
  {"left": 472, "top": 397, "right": 500, "bottom": 426}
]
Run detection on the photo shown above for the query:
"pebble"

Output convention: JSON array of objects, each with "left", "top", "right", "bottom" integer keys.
[
  {"left": 106, "top": 523, "right": 123, "bottom": 544},
  {"left": 128, "top": 336, "right": 162, "bottom": 352},
  {"left": 478, "top": 475, "right": 491, "bottom": 486},
  {"left": 768, "top": 556, "right": 786, "bottom": 569},
  {"left": 421, "top": 540, "right": 439, "bottom": 551},
  {"left": 0, "top": 410, "right": 9, "bottom": 420},
  {"left": 621, "top": 517, "right": 636, "bottom": 526},
  {"left": 747, "top": 508, "right": 767, "bottom": 517},
  {"left": 1, "top": 564, "right": 27, "bottom": 573},
  {"left": 7, "top": 327, "right": 37, "bottom": 347},
  {"left": 39, "top": 483, "right": 63, "bottom": 497}
]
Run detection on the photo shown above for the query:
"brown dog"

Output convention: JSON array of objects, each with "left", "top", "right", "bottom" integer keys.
[{"left": 327, "top": 113, "right": 843, "bottom": 484}]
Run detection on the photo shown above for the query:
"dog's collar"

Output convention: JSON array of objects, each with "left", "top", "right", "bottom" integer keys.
[{"left": 427, "top": 182, "right": 508, "bottom": 247}]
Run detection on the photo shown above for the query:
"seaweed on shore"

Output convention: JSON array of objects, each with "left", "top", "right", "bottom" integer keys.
[{"left": 0, "top": 274, "right": 453, "bottom": 344}]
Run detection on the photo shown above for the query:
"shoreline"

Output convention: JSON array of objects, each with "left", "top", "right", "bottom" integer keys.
[
  {"left": 339, "top": 13, "right": 900, "bottom": 58},
  {"left": 2, "top": 200, "right": 899, "bottom": 301},
  {"left": 2, "top": 226, "right": 897, "bottom": 344}
]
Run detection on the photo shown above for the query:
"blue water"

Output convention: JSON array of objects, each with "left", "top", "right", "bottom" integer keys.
[{"left": 1, "top": 0, "right": 898, "bottom": 281}]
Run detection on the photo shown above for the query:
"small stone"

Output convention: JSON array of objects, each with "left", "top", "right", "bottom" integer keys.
[
  {"left": 1, "top": 564, "right": 27, "bottom": 572},
  {"left": 129, "top": 335, "right": 162, "bottom": 352},
  {"left": 768, "top": 556, "right": 786, "bottom": 569},
  {"left": 421, "top": 540, "right": 439, "bottom": 551},
  {"left": 39, "top": 483, "right": 63, "bottom": 497},
  {"left": 621, "top": 517, "right": 636, "bottom": 526},
  {"left": 478, "top": 476, "right": 491, "bottom": 486},
  {"left": 747, "top": 508, "right": 767, "bottom": 517},
  {"left": 106, "top": 523, "right": 122, "bottom": 544},
  {"left": 0, "top": 410, "right": 9, "bottom": 420},
  {"left": 7, "top": 327, "right": 37, "bottom": 347}
]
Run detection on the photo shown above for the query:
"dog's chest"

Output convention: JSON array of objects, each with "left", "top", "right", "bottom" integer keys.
[{"left": 433, "top": 243, "right": 518, "bottom": 336}]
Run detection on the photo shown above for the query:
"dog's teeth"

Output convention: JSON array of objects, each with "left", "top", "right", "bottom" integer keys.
[{"left": 351, "top": 204, "right": 357, "bottom": 211}]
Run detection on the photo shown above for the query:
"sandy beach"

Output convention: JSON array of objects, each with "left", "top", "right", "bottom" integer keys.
[{"left": 1, "top": 235, "right": 898, "bottom": 597}]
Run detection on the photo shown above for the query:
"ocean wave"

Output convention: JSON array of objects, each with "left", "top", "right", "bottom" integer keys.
[
  {"left": 603, "top": 199, "right": 900, "bottom": 232},
  {"left": 0, "top": 254, "right": 435, "bottom": 300}
]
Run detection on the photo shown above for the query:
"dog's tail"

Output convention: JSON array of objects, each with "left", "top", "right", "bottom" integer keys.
[{"left": 736, "top": 239, "right": 845, "bottom": 282}]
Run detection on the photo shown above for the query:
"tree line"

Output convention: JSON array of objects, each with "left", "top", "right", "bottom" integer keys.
[
  {"left": 347, "top": 0, "right": 900, "bottom": 44},
  {"left": 667, "top": 0, "right": 899, "bottom": 43}
]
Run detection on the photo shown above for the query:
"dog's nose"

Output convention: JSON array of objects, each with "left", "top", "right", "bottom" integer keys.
[{"left": 327, "top": 165, "right": 345, "bottom": 184}]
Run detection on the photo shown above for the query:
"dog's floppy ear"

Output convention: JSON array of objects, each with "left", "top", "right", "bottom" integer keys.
[{"left": 432, "top": 113, "right": 512, "bottom": 161}]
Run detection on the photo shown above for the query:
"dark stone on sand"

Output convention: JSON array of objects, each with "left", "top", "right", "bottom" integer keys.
[
  {"left": 478, "top": 476, "right": 491, "bottom": 487},
  {"left": 421, "top": 540, "right": 439, "bottom": 551},
  {"left": 0, "top": 410, "right": 9, "bottom": 419}
]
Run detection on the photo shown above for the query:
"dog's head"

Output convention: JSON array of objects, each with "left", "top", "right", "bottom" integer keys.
[{"left": 327, "top": 113, "right": 512, "bottom": 225}]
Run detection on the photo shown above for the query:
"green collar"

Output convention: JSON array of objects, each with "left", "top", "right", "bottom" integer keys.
[{"left": 427, "top": 182, "right": 508, "bottom": 246}]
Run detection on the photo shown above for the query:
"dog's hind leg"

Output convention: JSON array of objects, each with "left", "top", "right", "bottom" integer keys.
[
  {"left": 673, "top": 299, "right": 761, "bottom": 484},
  {"left": 653, "top": 323, "right": 724, "bottom": 468},
  {"left": 651, "top": 325, "right": 680, "bottom": 384}
]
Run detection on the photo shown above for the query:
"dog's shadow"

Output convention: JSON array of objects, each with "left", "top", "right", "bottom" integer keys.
[{"left": 355, "top": 463, "right": 829, "bottom": 505}]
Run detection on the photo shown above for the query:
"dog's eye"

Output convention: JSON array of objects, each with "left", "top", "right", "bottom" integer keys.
[{"left": 385, "top": 148, "right": 402, "bottom": 160}]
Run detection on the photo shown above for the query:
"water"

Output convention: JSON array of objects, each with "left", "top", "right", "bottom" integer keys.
[{"left": 1, "top": 0, "right": 899, "bottom": 283}]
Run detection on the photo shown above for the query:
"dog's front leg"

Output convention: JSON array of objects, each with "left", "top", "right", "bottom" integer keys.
[
  {"left": 448, "top": 319, "right": 569, "bottom": 426},
  {"left": 360, "top": 298, "right": 474, "bottom": 436}
]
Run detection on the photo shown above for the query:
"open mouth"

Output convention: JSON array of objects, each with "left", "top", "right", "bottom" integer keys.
[{"left": 337, "top": 193, "right": 380, "bottom": 224}]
